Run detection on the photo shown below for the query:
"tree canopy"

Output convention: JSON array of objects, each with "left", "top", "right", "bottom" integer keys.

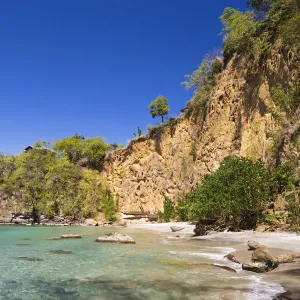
[{"left": 148, "top": 95, "right": 170, "bottom": 123}]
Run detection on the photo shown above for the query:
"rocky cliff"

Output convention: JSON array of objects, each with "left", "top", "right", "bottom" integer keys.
[{"left": 103, "top": 45, "right": 300, "bottom": 215}]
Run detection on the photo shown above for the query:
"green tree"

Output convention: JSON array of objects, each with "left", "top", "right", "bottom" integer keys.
[
  {"left": 3, "top": 148, "right": 57, "bottom": 223},
  {"left": 53, "top": 133, "right": 84, "bottom": 164},
  {"left": 184, "top": 157, "right": 271, "bottom": 231},
  {"left": 148, "top": 95, "right": 170, "bottom": 123},
  {"left": 82, "top": 137, "right": 110, "bottom": 170}
]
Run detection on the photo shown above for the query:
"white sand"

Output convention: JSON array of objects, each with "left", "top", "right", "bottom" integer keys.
[{"left": 128, "top": 222, "right": 300, "bottom": 252}]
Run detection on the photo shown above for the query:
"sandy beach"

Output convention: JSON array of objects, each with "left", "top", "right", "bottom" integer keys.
[{"left": 128, "top": 222, "right": 300, "bottom": 299}]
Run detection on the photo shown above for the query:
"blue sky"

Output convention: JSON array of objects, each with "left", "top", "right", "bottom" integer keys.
[{"left": 0, "top": 0, "right": 246, "bottom": 155}]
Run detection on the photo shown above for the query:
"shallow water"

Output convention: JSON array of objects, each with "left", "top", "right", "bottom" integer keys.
[{"left": 0, "top": 226, "right": 284, "bottom": 300}]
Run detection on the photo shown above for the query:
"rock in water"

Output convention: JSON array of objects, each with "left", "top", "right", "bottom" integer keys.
[
  {"left": 243, "top": 247, "right": 279, "bottom": 273},
  {"left": 224, "top": 252, "right": 240, "bottom": 264},
  {"left": 276, "top": 254, "right": 298, "bottom": 263},
  {"left": 95, "top": 232, "right": 136, "bottom": 244},
  {"left": 170, "top": 226, "right": 184, "bottom": 232},
  {"left": 252, "top": 247, "right": 277, "bottom": 264},
  {"left": 247, "top": 240, "right": 263, "bottom": 250},
  {"left": 242, "top": 262, "right": 270, "bottom": 273},
  {"left": 49, "top": 250, "right": 72, "bottom": 254},
  {"left": 16, "top": 257, "right": 43, "bottom": 262},
  {"left": 60, "top": 234, "right": 82, "bottom": 239}
]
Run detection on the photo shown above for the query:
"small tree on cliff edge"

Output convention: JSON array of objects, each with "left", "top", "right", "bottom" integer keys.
[{"left": 148, "top": 95, "right": 170, "bottom": 123}]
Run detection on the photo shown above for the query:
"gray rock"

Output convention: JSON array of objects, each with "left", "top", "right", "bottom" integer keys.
[
  {"left": 13, "top": 217, "right": 29, "bottom": 225},
  {"left": 84, "top": 219, "right": 98, "bottom": 226},
  {"left": 95, "top": 232, "right": 136, "bottom": 244},
  {"left": 247, "top": 240, "right": 264, "bottom": 250},
  {"left": 117, "top": 219, "right": 127, "bottom": 227},
  {"left": 0, "top": 217, "right": 12, "bottom": 223},
  {"left": 170, "top": 226, "right": 184, "bottom": 232}
]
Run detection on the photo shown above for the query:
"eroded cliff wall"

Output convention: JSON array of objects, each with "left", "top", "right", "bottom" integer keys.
[{"left": 103, "top": 46, "right": 300, "bottom": 215}]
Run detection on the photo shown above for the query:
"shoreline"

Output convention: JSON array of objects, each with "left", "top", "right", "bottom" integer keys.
[{"left": 127, "top": 222, "right": 300, "bottom": 299}]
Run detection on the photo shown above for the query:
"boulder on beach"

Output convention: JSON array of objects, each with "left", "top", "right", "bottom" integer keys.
[
  {"left": 95, "top": 232, "right": 136, "bottom": 244},
  {"left": 247, "top": 240, "right": 263, "bottom": 250},
  {"left": 60, "top": 234, "right": 82, "bottom": 239},
  {"left": 170, "top": 226, "right": 184, "bottom": 232},
  {"left": 84, "top": 219, "right": 98, "bottom": 226}
]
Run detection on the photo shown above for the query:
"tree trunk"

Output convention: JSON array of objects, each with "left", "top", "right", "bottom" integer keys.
[{"left": 161, "top": 115, "right": 164, "bottom": 123}]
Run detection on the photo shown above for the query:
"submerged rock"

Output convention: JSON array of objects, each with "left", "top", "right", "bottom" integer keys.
[
  {"left": 95, "top": 233, "right": 136, "bottom": 244},
  {"left": 170, "top": 226, "right": 184, "bottom": 232},
  {"left": 60, "top": 234, "right": 81, "bottom": 239},
  {"left": 213, "top": 264, "right": 237, "bottom": 273},
  {"left": 49, "top": 250, "right": 72, "bottom": 255},
  {"left": 16, "top": 257, "right": 43, "bottom": 262}
]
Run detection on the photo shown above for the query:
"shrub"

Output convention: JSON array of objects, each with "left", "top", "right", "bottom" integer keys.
[
  {"left": 158, "top": 199, "right": 175, "bottom": 222},
  {"left": 183, "top": 157, "right": 272, "bottom": 230},
  {"left": 270, "top": 84, "right": 300, "bottom": 116},
  {"left": 286, "top": 189, "right": 300, "bottom": 231}
]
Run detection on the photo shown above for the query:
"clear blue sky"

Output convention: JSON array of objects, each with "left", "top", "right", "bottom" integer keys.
[{"left": 0, "top": 0, "right": 246, "bottom": 155}]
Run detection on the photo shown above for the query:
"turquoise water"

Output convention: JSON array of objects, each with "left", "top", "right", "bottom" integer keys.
[{"left": 0, "top": 226, "right": 283, "bottom": 300}]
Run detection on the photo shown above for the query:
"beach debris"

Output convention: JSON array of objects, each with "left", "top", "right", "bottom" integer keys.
[
  {"left": 224, "top": 252, "right": 240, "bottom": 264},
  {"left": 170, "top": 226, "right": 184, "bottom": 232},
  {"left": 95, "top": 232, "right": 136, "bottom": 244},
  {"left": 60, "top": 234, "right": 82, "bottom": 239}
]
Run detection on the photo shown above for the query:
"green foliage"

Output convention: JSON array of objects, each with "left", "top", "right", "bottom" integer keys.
[
  {"left": 148, "top": 95, "right": 170, "bottom": 123},
  {"left": 101, "top": 192, "right": 117, "bottom": 222},
  {"left": 271, "top": 162, "right": 296, "bottom": 195},
  {"left": 175, "top": 198, "right": 189, "bottom": 221},
  {"left": 133, "top": 126, "right": 142, "bottom": 138},
  {"left": 158, "top": 199, "right": 175, "bottom": 222},
  {"left": 1, "top": 143, "right": 116, "bottom": 222},
  {"left": 270, "top": 84, "right": 300, "bottom": 116},
  {"left": 182, "top": 52, "right": 223, "bottom": 92},
  {"left": 181, "top": 157, "right": 272, "bottom": 230},
  {"left": 220, "top": 7, "right": 271, "bottom": 64},
  {"left": 221, "top": 0, "right": 300, "bottom": 64},
  {"left": 286, "top": 189, "right": 300, "bottom": 231},
  {"left": 53, "top": 134, "right": 109, "bottom": 170},
  {"left": 182, "top": 52, "right": 223, "bottom": 125}
]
